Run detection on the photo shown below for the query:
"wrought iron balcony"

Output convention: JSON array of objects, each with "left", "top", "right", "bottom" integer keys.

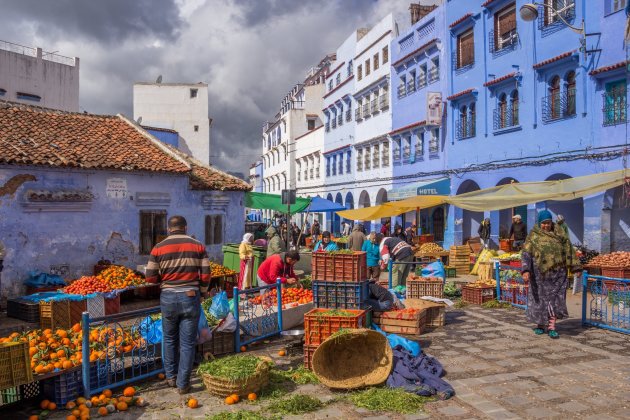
[
  {"left": 429, "top": 139, "right": 439, "bottom": 155},
  {"left": 456, "top": 118, "right": 476, "bottom": 140},
  {"left": 315, "top": 168, "right": 319, "bottom": 178},
  {"left": 379, "top": 94, "right": 389, "bottom": 109},
  {"left": 489, "top": 30, "right": 519, "bottom": 56},
  {"left": 371, "top": 99, "right": 379, "bottom": 114},
  {"left": 355, "top": 108, "right": 362, "bottom": 121},
  {"left": 357, "top": 159, "right": 363, "bottom": 171},
  {"left": 346, "top": 109, "right": 352, "bottom": 122},
  {"left": 493, "top": 107, "right": 519, "bottom": 131},
  {"left": 407, "top": 79, "right": 416, "bottom": 94},
  {"left": 452, "top": 51, "right": 474, "bottom": 71},
  {"left": 373, "top": 155, "right": 380, "bottom": 168},
  {"left": 428, "top": 68, "right": 439, "bottom": 83},
  {"left": 538, "top": 2, "right": 575, "bottom": 31},
  {"left": 397, "top": 84, "right": 406, "bottom": 99},
  {"left": 603, "top": 90, "right": 628, "bottom": 127},
  {"left": 338, "top": 115, "right": 343, "bottom": 126},
  {"left": 542, "top": 90, "right": 576, "bottom": 123},
  {"left": 418, "top": 76, "right": 428, "bottom": 89},
  {"left": 325, "top": 122, "right": 330, "bottom": 132},
  {"left": 362, "top": 103, "right": 370, "bottom": 116},
  {"left": 331, "top": 119, "right": 337, "bottom": 129}
]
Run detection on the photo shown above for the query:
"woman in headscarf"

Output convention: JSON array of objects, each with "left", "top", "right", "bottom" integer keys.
[
  {"left": 313, "top": 231, "right": 339, "bottom": 252},
  {"left": 238, "top": 233, "right": 254, "bottom": 289},
  {"left": 521, "top": 210, "right": 581, "bottom": 339}
]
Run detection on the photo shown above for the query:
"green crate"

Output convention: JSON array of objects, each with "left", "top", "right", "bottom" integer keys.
[
  {"left": 445, "top": 267, "right": 457, "bottom": 278},
  {"left": 222, "top": 243, "right": 266, "bottom": 287}
]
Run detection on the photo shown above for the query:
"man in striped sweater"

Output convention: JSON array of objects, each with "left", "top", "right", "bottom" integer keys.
[{"left": 146, "top": 215, "right": 210, "bottom": 394}]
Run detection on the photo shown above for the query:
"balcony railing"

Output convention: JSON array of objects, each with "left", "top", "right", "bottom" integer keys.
[
  {"left": 355, "top": 108, "right": 362, "bottom": 121},
  {"left": 456, "top": 118, "right": 476, "bottom": 140},
  {"left": 331, "top": 119, "right": 337, "bottom": 129},
  {"left": 379, "top": 94, "right": 389, "bottom": 109},
  {"left": 403, "top": 147, "right": 411, "bottom": 161},
  {"left": 429, "top": 139, "right": 439, "bottom": 155},
  {"left": 371, "top": 99, "right": 379, "bottom": 114},
  {"left": 357, "top": 158, "right": 363, "bottom": 171},
  {"left": 315, "top": 168, "right": 320, "bottom": 178},
  {"left": 542, "top": 90, "right": 576, "bottom": 123},
  {"left": 428, "top": 68, "right": 439, "bottom": 83},
  {"left": 452, "top": 51, "right": 474, "bottom": 71},
  {"left": 418, "top": 76, "right": 427, "bottom": 89},
  {"left": 407, "top": 79, "right": 416, "bottom": 94},
  {"left": 325, "top": 122, "right": 330, "bottom": 132},
  {"left": 346, "top": 109, "right": 352, "bottom": 122},
  {"left": 364, "top": 157, "right": 371, "bottom": 171},
  {"left": 603, "top": 90, "right": 628, "bottom": 127},
  {"left": 362, "top": 103, "right": 369, "bottom": 116},
  {"left": 393, "top": 151, "right": 401, "bottom": 165},
  {"left": 489, "top": 30, "right": 519, "bottom": 56},
  {"left": 397, "top": 84, "right": 406, "bottom": 99},
  {"left": 493, "top": 107, "right": 519, "bottom": 131},
  {"left": 338, "top": 115, "right": 343, "bottom": 126},
  {"left": 538, "top": 2, "right": 575, "bottom": 31},
  {"left": 373, "top": 154, "right": 380, "bottom": 168}
]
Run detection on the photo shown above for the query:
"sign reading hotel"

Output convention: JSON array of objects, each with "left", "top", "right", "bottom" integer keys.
[{"left": 427, "top": 92, "right": 442, "bottom": 126}]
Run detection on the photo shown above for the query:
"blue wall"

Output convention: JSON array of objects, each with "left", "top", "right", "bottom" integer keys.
[
  {"left": 145, "top": 128, "right": 179, "bottom": 148},
  {"left": 0, "top": 166, "right": 245, "bottom": 299}
]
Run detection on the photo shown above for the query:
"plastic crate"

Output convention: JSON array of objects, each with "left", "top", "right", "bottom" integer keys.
[
  {"left": 311, "top": 251, "right": 368, "bottom": 282},
  {"left": 312, "top": 281, "right": 369, "bottom": 309},
  {"left": 86, "top": 294, "right": 121, "bottom": 318},
  {"left": 197, "top": 331, "right": 235, "bottom": 358},
  {"left": 304, "top": 308, "right": 367, "bottom": 345},
  {"left": 0, "top": 342, "right": 34, "bottom": 390},
  {"left": 601, "top": 267, "right": 630, "bottom": 279},
  {"left": 445, "top": 267, "right": 457, "bottom": 278},
  {"left": 39, "top": 299, "right": 87, "bottom": 330},
  {"left": 407, "top": 278, "right": 444, "bottom": 299},
  {"left": 508, "top": 260, "right": 522, "bottom": 268},
  {"left": 7, "top": 298, "right": 40, "bottom": 323},
  {"left": 303, "top": 344, "right": 318, "bottom": 370},
  {"left": 0, "top": 381, "right": 42, "bottom": 408},
  {"left": 462, "top": 286, "right": 496, "bottom": 305},
  {"left": 42, "top": 369, "right": 83, "bottom": 406}
]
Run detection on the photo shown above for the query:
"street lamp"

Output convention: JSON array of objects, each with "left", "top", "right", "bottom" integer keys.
[{"left": 519, "top": 2, "right": 584, "bottom": 35}]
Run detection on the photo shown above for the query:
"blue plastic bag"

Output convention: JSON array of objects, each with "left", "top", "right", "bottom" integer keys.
[
  {"left": 421, "top": 261, "right": 445, "bottom": 281},
  {"left": 210, "top": 291, "right": 229, "bottom": 319},
  {"left": 198, "top": 308, "right": 213, "bottom": 344},
  {"left": 24, "top": 270, "right": 65, "bottom": 287},
  {"left": 372, "top": 323, "right": 421, "bottom": 356},
  {"left": 138, "top": 316, "right": 163, "bottom": 345}
]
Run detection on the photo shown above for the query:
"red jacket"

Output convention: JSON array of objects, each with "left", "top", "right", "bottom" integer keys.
[{"left": 257, "top": 253, "right": 295, "bottom": 285}]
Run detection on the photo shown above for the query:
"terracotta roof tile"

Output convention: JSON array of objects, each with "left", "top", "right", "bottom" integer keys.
[
  {"left": 589, "top": 60, "right": 629, "bottom": 76},
  {"left": 0, "top": 101, "right": 189, "bottom": 173},
  {"left": 483, "top": 72, "right": 517, "bottom": 87},
  {"left": 447, "top": 88, "right": 476, "bottom": 101},
  {"left": 533, "top": 50, "right": 577, "bottom": 69},
  {"left": 392, "top": 38, "right": 438, "bottom": 67},
  {"left": 482, "top": 0, "right": 497, "bottom": 7},
  {"left": 389, "top": 120, "right": 426, "bottom": 136},
  {"left": 449, "top": 13, "right": 473, "bottom": 29}
]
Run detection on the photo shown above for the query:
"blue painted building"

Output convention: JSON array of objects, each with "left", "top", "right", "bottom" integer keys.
[
  {"left": 443, "top": 0, "right": 629, "bottom": 251},
  {"left": 143, "top": 126, "right": 179, "bottom": 148},
  {"left": 390, "top": 4, "right": 451, "bottom": 244}
]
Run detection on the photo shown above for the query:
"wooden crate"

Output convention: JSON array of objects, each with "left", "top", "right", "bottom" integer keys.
[
  {"left": 404, "top": 298, "right": 446, "bottom": 327},
  {"left": 373, "top": 308, "right": 427, "bottom": 335},
  {"left": 407, "top": 278, "right": 444, "bottom": 299},
  {"left": 478, "top": 262, "right": 494, "bottom": 282},
  {"left": 40, "top": 299, "right": 87, "bottom": 330}
]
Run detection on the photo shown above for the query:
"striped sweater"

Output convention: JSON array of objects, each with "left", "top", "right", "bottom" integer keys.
[{"left": 145, "top": 234, "right": 211, "bottom": 292}]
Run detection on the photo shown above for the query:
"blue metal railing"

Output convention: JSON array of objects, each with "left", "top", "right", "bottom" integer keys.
[
  {"left": 234, "top": 280, "right": 283, "bottom": 351},
  {"left": 494, "top": 261, "right": 527, "bottom": 310},
  {"left": 82, "top": 306, "right": 164, "bottom": 397},
  {"left": 582, "top": 273, "right": 630, "bottom": 335}
]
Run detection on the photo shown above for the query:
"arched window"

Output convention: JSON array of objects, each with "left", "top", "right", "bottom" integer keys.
[
  {"left": 469, "top": 102, "right": 476, "bottom": 136},
  {"left": 460, "top": 105, "right": 468, "bottom": 137},
  {"left": 510, "top": 90, "right": 519, "bottom": 126},
  {"left": 549, "top": 75, "right": 561, "bottom": 119},
  {"left": 565, "top": 71, "right": 576, "bottom": 116},
  {"left": 498, "top": 93, "right": 507, "bottom": 128}
]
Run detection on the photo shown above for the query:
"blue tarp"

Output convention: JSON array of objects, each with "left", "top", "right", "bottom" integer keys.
[{"left": 302, "top": 196, "right": 347, "bottom": 213}]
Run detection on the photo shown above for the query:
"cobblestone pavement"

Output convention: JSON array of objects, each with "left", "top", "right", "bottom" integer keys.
[{"left": 13, "top": 303, "right": 630, "bottom": 419}]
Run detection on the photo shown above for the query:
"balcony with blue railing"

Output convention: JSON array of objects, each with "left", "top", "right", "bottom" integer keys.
[
  {"left": 325, "top": 122, "right": 330, "bottom": 132},
  {"left": 452, "top": 51, "right": 474, "bottom": 74},
  {"left": 456, "top": 118, "right": 476, "bottom": 140},
  {"left": 331, "top": 118, "right": 337, "bottom": 129},
  {"left": 346, "top": 109, "right": 352, "bottom": 122},
  {"left": 338, "top": 115, "right": 343, "bottom": 126},
  {"left": 417, "top": 75, "right": 428, "bottom": 90},
  {"left": 397, "top": 83, "right": 407, "bottom": 99},
  {"left": 542, "top": 90, "right": 576, "bottom": 124},
  {"left": 537, "top": 2, "right": 576, "bottom": 37},
  {"left": 603, "top": 89, "right": 628, "bottom": 127},
  {"left": 428, "top": 68, "right": 440, "bottom": 84},
  {"left": 493, "top": 107, "right": 520, "bottom": 133},
  {"left": 407, "top": 79, "right": 416, "bottom": 95},
  {"left": 489, "top": 30, "right": 519, "bottom": 57}
]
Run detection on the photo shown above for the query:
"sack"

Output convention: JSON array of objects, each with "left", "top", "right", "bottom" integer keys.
[
  {"left": 210, "top": 291, "right": 230, "bottom": 319},
  {"left": 216, "top": 313, "right": 237, "bottom": 333},
  {"left": 421, "top": 261, "right": 445, "bottom": 281},
  {"left": 371, "top": 323, "right": 420, "bottom": 356},
  {"left": 198, "top": 308, "right": 213, "bottom": 345}
]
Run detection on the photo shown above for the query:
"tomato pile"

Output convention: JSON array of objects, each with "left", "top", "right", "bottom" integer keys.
[
  {"left": 248, "top": 287, "right": 313, "bottom": 306},
  {"left": 97, "top": 265, "right": 145, "bottom": 289},
  {"left": 209, "top": 262, "right": 237, "bottom": 277},
  {"left": 65, "top": 276, "right": 111, "bottom": 295}
]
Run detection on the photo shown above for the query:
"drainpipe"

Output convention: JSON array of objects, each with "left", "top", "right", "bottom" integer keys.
[
  {"left": 580, "top": 0, "right": 587, "bottom": 118},
  {"left": 449, "top": 27, "right": 455, "bottom": 145},
  {"left": 482, "top": 10, "right": 489, "bottom": 138},
  {"left": 532, "top": 16, "right": 538, "bottom": 129}
]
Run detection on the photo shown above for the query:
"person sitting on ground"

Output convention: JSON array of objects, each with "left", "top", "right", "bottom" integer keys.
[
  {"left": 366, "top": 280, "right": 394, "bottom": 311},
  {"left": 313, "top": 231, "right": 339, "bottom": 252},
  {"left": 256, "top": 250, "right": 299, "bottom": 286}
]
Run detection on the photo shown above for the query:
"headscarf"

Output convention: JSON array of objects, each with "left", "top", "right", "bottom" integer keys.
[
  {"left": 523, "top": 224, "right": 579, "bottom": 274},
  {"left": 242, "top": 233, "right": 253, "bottom": 244},
  {"left": 537, "top": 210, "right": 553, "bottom": 225}
]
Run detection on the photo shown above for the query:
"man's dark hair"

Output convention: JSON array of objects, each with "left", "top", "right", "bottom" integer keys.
[
  {"left": 322, "top": 231, "right": 331, "bottom": 238},
  {"left": 285, "top": 250, "right": 301, "bottom": 261},
  {"left": 168, "top": 215, "right": 187, "bottom": 230}
]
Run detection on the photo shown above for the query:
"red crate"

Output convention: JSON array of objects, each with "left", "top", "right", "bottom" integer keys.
[
  {"left": 303, "top": 344, "right": 318, "bottom": 370},
  {"left": 583, "top": 264, "right": 601, "bottom": 276},
  {"left": 407, "top": 278, "right": 444, "bottom": 299},
  {"left": 499, "top": 239, "right": 513, "bottom": 252},
  {"left": 508, "top": 260, "right": 522, "bottom": 268},
  {"left": 105, "top": 294, "right": 120, "bottom": 315},
  {"left": 311, "top": 252, "right": 367, "bottom": 282},
  {"left": 303, "top": 308, "right": 367, "bottom": 345},
  {"left": 601, "top": 266, "right": 630, "bottom": 280},
  {"left": 462, "top": 286, "right": 496, "bottom": 305}
]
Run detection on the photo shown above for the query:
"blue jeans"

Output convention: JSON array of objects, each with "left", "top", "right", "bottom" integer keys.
[
  {"left": 161, "top": 290, "right": 200, "bottom": 389},
  {"left": 365, "top": 298, "right": 393, "bottom": 311}
]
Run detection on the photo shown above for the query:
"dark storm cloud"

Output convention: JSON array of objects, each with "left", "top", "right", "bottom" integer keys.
[{"left": 1, "top": 0, "right": 183, "bottom": 43}]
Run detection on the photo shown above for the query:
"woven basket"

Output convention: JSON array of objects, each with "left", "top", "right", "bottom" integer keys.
[
  {"left": 312, "top": 329, "right": 392, "bottom": 390},
  {"left": 200, "top": 359, "right": 270, "bottom": 397}
]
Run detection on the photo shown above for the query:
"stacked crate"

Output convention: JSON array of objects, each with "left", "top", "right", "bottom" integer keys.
[
  {"left": 407, "top": 277, "right": 444, "bottom": 299},
  {"left": 39, "top": 299, "right": 86, "bottom": 330},
  {"left": 450, "top": 245, "right": 471, "bottom": 276},
  {"left": 372, "top": 309, "right": 426, "bottom": 335},
  {"left": 305, "top": 251, "right": 370, "bottom": 369}
]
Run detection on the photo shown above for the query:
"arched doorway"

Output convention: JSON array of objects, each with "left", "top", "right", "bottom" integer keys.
[
  {"left": 545, "top": 173, "right": 583, "bottom": 244},
  {"left": 375, "top": 188, "right": 389, "bottom": 233},
  {"left": 334, "top": 193, "right": 343, "bottom": 235},
  {"left": 344, "top": 192, "right": 355, "bottom": 229},
  {"left": 359, "top": 190, "right": 370, "bottom": 208},
  {"left": 496, "top": 177, "right": 527, "bottom": 239},
  {"left": 610, "top": 186, "right": 630, "bottom": 251},
  {"left": 432, "top": 207, "right": 445, "bottom": 241},
  {"left": 457, "top": 180, "right": 483, "bottom": 243}
]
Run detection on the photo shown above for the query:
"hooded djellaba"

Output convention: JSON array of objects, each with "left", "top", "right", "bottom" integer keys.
[
  {"left": 266, "top": 226, "right": 286, "bottom": 257},
  {"left": 521, "top": 210, "right": 581, "bottom": 339}
]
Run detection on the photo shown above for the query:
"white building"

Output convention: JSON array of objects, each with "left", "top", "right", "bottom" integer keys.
[
  {"left": 133, "top": 82, "right": 211, "bottom": 166},
  {"left": 0, "top": 40, "right": 79, "bottom": 112}
]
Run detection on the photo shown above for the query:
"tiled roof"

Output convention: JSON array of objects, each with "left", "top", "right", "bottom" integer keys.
[
  {"left": 589, "top": 60, "right": 628, "bottom": 76},
  {"left": 481, "top": 0, "right": 497, "bottom": 7},
  {"left": 389, "top": 120, "right": 426, "bottom": 136},
  {"left": 447, "top": 88, "right": 476, "bottom": 101},
  {"left": 392, "top": 38, "right": 438, "bottom": 67},
  {"left": 533, "top": 50, "right": 577, "bottom": 69},
  {"left": 449, "top": 13, "right": 473, "bottom": 29},
  {"left": 483, "top": 72, "right": 517, "bottom": 87},
  {"left": 0, "top": 101, "right": 189, "bottom": 173},
  {"left": 162, "top": 144, "right": 251, "bottom": 191}
]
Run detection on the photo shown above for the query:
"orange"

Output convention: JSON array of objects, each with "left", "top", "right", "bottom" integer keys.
[
  {"left": 247, "top": 393, "right": 257, "bottom": 401},
  {"left": 97, "top": 407, "right": 108, "bottom": 416},
  {"left": 230, "top": 394, "right": 240, "bottom": 403},
  {"left": 48, "top": 402, "right": 57, "bottom": 410},
  {"left": 277, "top": 350, "right": 286, "bottom": 356},
  {"left": 157, "top": 373, "right": 165, "bottom": 380},
  {"left": 123, "top": 387, "right": 135, "bottom": 397},
  {"left": 80, "top": 415, "right": 90, "bottom": 420},
  {"left": 72, "top": 409, "right": 81, "bottom": 416},
  {"left": 187, "top": 398, "right": 199, "bottom": 408},
  {"left": 67, "top": 416, "right": 78, "bottom": 420},
  {"left": 102, "top": 389, "right": 112, "bottom": 398},
  {"left": 240, "top": 346, "right": 247, "bottom": 352},
  {"left": 116, "top": 401, "right": 128, "bottom": 411},
  {"left": 91, "top": 396, "right": 100, "bottom": 405},
  {"left": 224, "top": 396, "right": 235, "bottom": 405},
  {"left": 28, "top": 416, "right": 39, "bottom": 420},
  {"left": 40, "top": 399, "right": 51, "bottom": 409},
  {"left": 66, "top": 401, "right": 77, "bottom": 409}
]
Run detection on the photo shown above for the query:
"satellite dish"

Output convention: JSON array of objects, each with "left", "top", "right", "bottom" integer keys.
[
  {"left": 137, "top": 116, "right": 143, "bottom": 124},
  {"left": 156, "top": 75, "right": 162, "bottom": 83}
]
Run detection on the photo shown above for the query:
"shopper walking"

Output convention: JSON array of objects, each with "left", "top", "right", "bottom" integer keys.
[
  {"left": 348, "top": 224, "right": 366, "bottom": 251},
  {"left": 313, "top": 231, "right": 339, "bottom": 252},
  {"left": 238, "top": 233, "right": 254, "bottom": 289},
  {"left": 522, "top": 210, "right": 581, "bottom": 339},
  {"left": 380, "top": 236, "right": 414, "bottom": 288},
  {"left": 509, "top": 215, "right": 527, "bottom": 250},
  {"left": 146, "top": 215, "right": 210, "bottom": 394},
  {"left": 362, "top": 232, "right": 382, "bottom": 281},
  {"left": 265, "top": 226, "right": 285, "bottom": 257},
  {"left": 478, "top": 218, "right": 491, "bottom": 248}
]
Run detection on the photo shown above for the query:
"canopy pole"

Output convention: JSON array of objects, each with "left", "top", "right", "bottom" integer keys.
[{"left": 297, "top": 208, "right": 311, "bottom": 250}]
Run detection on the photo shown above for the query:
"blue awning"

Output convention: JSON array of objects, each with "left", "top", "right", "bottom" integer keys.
[
  {"left": 301, "top": 196, "right": 347, "bottom": 213},
  {"left": 388, "top": 177, "right": 450, "bottom": 201}
]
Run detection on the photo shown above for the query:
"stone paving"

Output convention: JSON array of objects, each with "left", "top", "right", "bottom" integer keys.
[{"left": 9, "top": 302, "right": 630, "bottom": 419}]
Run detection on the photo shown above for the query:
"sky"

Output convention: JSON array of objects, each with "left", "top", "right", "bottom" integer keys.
[{"left": 0, "top": 0, "right": 437, "bottom": 178}]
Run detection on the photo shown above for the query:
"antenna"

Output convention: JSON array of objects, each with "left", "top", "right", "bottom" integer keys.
[
  {"left": 156, "top": 75, "right": 162, "bottom": 83},
  {"left": 137, "top": 116, "right": 142, "bottom": 124}
]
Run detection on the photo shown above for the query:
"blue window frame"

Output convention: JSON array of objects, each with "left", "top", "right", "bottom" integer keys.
[{"left": 17, "top": 92, "right": 41, "bottom": 102}]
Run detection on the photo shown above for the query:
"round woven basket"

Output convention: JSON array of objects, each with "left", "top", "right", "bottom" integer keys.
[
  {"left": 312, "top": 328, "right": 392, "bottom": 390},
  {"left": 201, "top": 359, "right": 270, "bottom": 397}
]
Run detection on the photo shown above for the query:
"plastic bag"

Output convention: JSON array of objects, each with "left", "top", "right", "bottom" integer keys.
[
  {"left": 210, "top": 291, "right": 230, "bottom": 319},
  {"left": 138, "top": 316, "right": 163, "bottom": 345},
  {"left": 421, "top": 261, "right": 445, "bottom": 281},
  {"left": 198, "top": 308, "right": 213, "bottom": 345},
  {"left": 371, "top": 323, "right": 420, "bottom": 356},
  {"left": 24, "top": 270, "right": 65, "bottom": 287},
  {"left": 216, "top": 313, "right": 237, "bottom": 333}
]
